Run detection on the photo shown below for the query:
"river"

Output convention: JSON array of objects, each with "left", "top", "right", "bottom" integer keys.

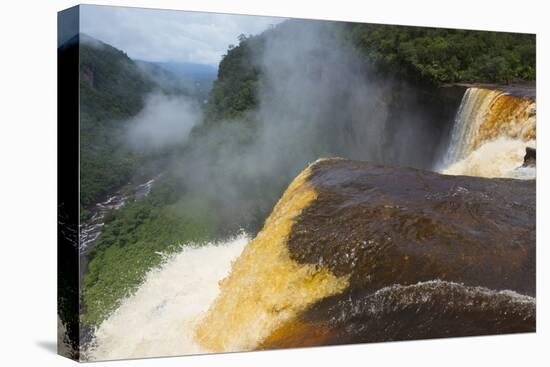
[{"left": 78, "top": 176, "right": 159, "bottom": 286}]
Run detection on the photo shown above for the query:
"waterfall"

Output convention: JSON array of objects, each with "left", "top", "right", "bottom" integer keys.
[
  {"left": 438, "top": 87, "right": 536, "bottom": 178},
  {"left": 195, "top": 161, "right": 349, "bottom": 353},
  {"left": 84, "top": 163, "right": 350, "bottom": 360},
  {"left": 83, "top": 87, "right": 537, "bottom": 361},
  {"left": 85, "top": 234, "right": 249, "bottom": 361}
]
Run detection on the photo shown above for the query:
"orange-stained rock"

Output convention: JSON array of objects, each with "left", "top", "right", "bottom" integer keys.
[
  {"left": 263, "top": 158, "right": 535, "bottom": 348},
  {"left": 199, "top": 158, "right": 535, "bottom": 352}
]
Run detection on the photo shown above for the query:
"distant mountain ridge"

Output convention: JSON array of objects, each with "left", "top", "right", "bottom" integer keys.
[
  {"left": 152, "top": 61, "right": 217, "bottom": 80},
  {"left": 135, "top": 60, "right": 216, "bottom": 101}
]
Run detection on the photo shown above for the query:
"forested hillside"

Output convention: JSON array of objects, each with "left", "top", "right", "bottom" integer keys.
[
  {"left": 344, "top": 23, "right": 536, "bottom": 84},
  {"left": 204, "top": 33, "right": 263, "bottom": 123},
  {"left": 79, "top": 35, "right": 154, "bottom": 210},
  {"left": 78, "top": 35, "right": 213, "bottom": 213},
  {"left": 205, "top": 20, "right": 535, "bottom": 122},
  {"left": 79, "top": 21, "right": 537, "bottom": 330},
  {"left": 78, "top": 36, "right": 222, "bottom": 327}
]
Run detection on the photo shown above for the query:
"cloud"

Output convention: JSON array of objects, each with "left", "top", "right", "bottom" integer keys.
[
  {"left": 126, "top": 94, "right": 202, "bottom": 152},
  {"left": 80, "top": 4, "right": 284, "bottom": 65},
  {"left": 161, "top": 20, "right": 443, "bottom": 233}
]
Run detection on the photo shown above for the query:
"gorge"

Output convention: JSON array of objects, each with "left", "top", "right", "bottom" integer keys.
[
  {"left": 57, "top": 16, "right": 537, "bottom": 361},
  {"left": 85, "top": 82, "right": 536, "bottom": 360}
]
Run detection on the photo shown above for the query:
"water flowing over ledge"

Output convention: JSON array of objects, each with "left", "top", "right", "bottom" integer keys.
[
  {"left": 85, "top": 234, "right": 249, "bottom": 361},
  {"left": 83, "top": 84, "right": 536, "bottom": 358},
  {"left": 438, "top": 86, "right": 536, "bottom": 179},
  {"left": 260, "top": 280, "right": 535, "bottom": 349},
  {"left": 195, "top": 161, "right": 349, "bottom": 352},
  {"left": 197, "top": 158, "right": 534, "bottom": 352}
]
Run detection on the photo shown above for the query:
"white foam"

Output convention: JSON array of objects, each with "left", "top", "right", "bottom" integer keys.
[
  {"left": 86, "top": 233, "right": 249, "bottom": 361},
  {"left": 443, "top": 138, "right": 535, "bottom": 179},
  {"left": 437, "top": 87, "right": 536, "bottom": 179}
]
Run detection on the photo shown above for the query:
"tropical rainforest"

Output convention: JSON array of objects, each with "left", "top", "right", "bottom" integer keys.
[{"left": 75, "top": 20, "right": 535, "bottom": 329}]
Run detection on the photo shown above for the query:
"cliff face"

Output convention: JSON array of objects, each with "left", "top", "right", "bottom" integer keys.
[{"left": 196, "top": 158, "right": 535, "bottom": 352}]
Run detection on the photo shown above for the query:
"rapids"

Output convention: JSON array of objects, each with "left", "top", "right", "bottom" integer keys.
[
  {"left": 85, "top": 234, "right": 249, "bottom": 361},
  {"left": 444, "top": 138, "right": 536, "bottom": 179}
]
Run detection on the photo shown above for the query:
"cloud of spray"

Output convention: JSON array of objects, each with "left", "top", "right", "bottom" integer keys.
[
  {"left": 138, "top": 20, "right": 452, "bottom": 232},
  {"left": 126, "top": 93, "right": 202, "bottom": 152}
]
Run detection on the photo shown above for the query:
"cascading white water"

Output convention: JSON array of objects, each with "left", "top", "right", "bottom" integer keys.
[
  {"left": 85, "top": 233, "right": 249, "bottom": 361},
  {"left": 82, "top": 86, "right": 537, "bottom": 362},
  {"left": 439, "top": 88, "right": 504, "bottom": 168},
  {"left": 438, "top": 87, "right": 536, "bottom": 179},
  {"left": 444, "top": 137, "right": 536, "bottom": 179}
]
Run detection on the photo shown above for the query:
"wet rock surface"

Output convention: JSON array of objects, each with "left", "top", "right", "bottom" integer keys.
[
  {"left": 289, "top": 159, "right": 535, "bottom": 296},
  {"left": 451, "top": 82, "right": 536, "bottom": 99},
  {"left": 261, "top": 158, "right": 536, "bottom": 348},
  {"left": 260, "top": 281, "right": 535, "bottom": 349},
  {"left": 523, "top": 147, "right": 536, "bottom": 167}
]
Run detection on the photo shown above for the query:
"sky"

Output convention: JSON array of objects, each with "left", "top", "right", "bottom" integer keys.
[{"left": 80, "top": 5, "right": 284, "bottom": 66}]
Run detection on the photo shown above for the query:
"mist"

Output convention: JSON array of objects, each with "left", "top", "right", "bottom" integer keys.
[
  {"left": 126, "top": 93, "right": 202, "bottom": 152},
  {"left": 139, "top": 20, "right": 451, "bottom": 233}
]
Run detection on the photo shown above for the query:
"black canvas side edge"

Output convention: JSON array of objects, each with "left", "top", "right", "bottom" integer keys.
[{"left": 57, "top": 5, "right": 80, "bottom": 361}]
